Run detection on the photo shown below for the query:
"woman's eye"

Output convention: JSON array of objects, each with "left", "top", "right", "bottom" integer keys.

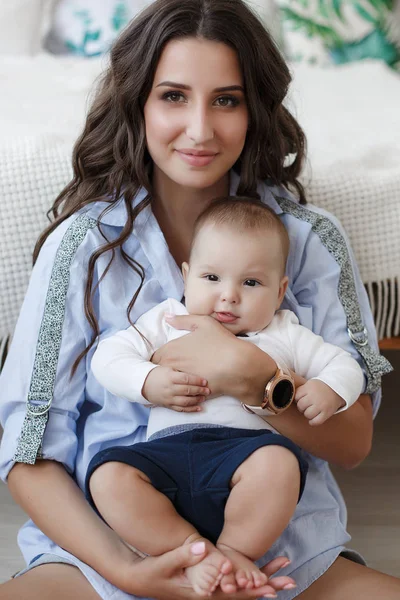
[
  {"left": 162, "top": 91, "right": 186, "bottom": 103},
  {"left": 205, "top": 274, "right": 219, "bottom": 282},
  {"left": 214, "top": 95, "right": 240, "bottom": 108},
  {"left": 244, "top": 279, "right": 259, "bottom": 287}
]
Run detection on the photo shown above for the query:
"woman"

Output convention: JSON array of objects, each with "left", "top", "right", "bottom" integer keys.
[{"left": 0, "top": 0, "right": 397, "bottom": 598}]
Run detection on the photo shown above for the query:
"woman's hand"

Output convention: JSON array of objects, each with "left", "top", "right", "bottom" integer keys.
[
  {"left": 152, "top": 314, "right": 277, "bottom": 403},
  {"left": 119, "top": 542, "right": 296, "bottom": 599}
]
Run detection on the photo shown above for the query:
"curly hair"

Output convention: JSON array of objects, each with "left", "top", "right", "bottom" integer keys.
[{"left": 33, "top": 0, "right": 306, "bottom": 374}]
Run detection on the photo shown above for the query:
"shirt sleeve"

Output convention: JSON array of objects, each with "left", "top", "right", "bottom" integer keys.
[
  {"left": 284, "top": 311, "right": 364, "bottom": 411},
  {"left": 282, "top": 202, "right": 392, "bottom": 418},
  {"left": 91, "top": 299, "right": 178, "bottom": 404},
  {"left": 0, "top": 214, "right": 97, "bottom": 480}
]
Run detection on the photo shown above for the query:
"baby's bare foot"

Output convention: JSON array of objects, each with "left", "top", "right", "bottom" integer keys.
[
  {"left": 217, "top": 543, "right": 268, "bottom": 590},
  {"left": 185, "top": 540, "right": 232, "bottom": 597}
]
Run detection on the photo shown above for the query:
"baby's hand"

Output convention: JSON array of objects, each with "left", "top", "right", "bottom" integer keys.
[
  {"left": 142, "top": 367, "right": 210, "bottom": 412},
  {"left": 295, "top": 380, "right": 345, "bottom": 426}
]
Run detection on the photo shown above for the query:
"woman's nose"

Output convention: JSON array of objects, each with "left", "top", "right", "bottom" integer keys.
[{"left": 186, "top": 105, "right": 214, "bottom": 144}]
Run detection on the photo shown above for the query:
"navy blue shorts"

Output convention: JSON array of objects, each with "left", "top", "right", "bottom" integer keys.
[{"left": 85, "top": 426, "right": 308, "bottom": 544}]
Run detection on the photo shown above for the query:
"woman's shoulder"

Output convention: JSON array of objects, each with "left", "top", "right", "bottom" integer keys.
[
  {"left": 259, "top": 180, "right": 344, "bottom": 235},
  {"left": 32, "top": 207, "right": 125, "bottom": 301},
  {"left": 259, "top": 181, "right": 355, "bottom": 276},
  {"left": 41, "top": 208, "right": 101, "bottom": 254},
  {"left": 39, "top": 201, "right": 131, "bottom": 266}
]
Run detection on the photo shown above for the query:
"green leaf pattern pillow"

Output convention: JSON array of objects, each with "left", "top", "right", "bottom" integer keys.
[
  {"left": 46, "top": 0, "right": 285, "bottom": 57},
  {"left": 278, "top": 0, "right": 400, "bottom": 69},
  {"left": 45, "top": 1, "right": 153, "bottom": 57}
]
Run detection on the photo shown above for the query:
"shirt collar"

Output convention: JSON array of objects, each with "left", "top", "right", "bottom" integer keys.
[
  {"left": 229, "top": 170, "right": 290, "bottom": 215},
  {"left": 84, "top": 170, "right": 293, "bottom": 227},
  {"left": 84, "top": 187, "right": 149, "bottom": 228}
]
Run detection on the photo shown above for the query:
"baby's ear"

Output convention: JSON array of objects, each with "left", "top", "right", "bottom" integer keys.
[
  {"left": 182, "top": 262, "right": 189, "bottom": 282},
  {"left": 276, "top": 275, "right": 289, "bottom": 309}
]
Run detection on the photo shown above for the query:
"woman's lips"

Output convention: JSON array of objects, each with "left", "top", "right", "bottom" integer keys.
[
  {"left": 215, "top": 312, "right": 238, "bottom": 324},
  {"left": 175, "top": 150, "right": 217, "bottom": 167}
]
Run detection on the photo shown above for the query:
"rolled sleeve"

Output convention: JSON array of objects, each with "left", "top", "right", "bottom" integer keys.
[
  {"left": 0, "top": 214, "right": 97, "bottom": 480},
  {"left": 0, "top": 411, "right": 78, "bottom": 479},
  {"left": 281, "top": 202, "right": 391, "bottom": 418}
]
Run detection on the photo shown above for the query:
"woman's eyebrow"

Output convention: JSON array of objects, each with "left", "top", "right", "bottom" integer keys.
[{"left": 156, "top": 81, "right": 244, "bottom": 93}]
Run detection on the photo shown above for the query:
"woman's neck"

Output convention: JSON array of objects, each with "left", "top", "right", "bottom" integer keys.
[{"left": 151, "top": 168, "right": 230, "bottom": 265}]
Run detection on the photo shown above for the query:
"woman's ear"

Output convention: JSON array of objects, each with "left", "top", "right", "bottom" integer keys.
[
  {"left": 276, "top": 275, "right": 289, "bottom": 309},
  {"left": 182, "top": 262, "right": 189, "bottom": 283}
]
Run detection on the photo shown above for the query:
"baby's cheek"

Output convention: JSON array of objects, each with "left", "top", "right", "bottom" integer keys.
[{"left": 184, "top": 293, "right": 209, "bottom": 316}]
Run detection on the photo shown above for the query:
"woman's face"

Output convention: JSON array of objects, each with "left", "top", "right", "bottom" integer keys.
[{"left": 144, "top": 37, "right": 249, "bottom": 191}]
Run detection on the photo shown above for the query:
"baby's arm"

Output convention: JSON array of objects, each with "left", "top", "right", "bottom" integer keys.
[
  {"left": 91, "top": 299, "right": 209, "bottom": 411},
  {"left": 285, "top": 312, "right": 365, "bottom": 425}
]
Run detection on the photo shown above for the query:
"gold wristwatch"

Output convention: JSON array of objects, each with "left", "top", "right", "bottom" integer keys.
[{"left": 242, "top": 363, "right": 295, "bottom": 415}]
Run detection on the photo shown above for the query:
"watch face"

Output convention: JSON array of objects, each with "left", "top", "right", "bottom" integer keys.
[{"left": 273, "top": 380, "right": 295, "bottom": 409}]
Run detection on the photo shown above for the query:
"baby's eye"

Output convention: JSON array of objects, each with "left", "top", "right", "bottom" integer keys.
[
  {"left": 244, "top": 279, "right": 260, "bottom": 287},
  {"left": 162, "top": 91, "right": 186, "bottom": 103},
  {"left": 205, "top": 274, "right": 219, "bottom": 282}
]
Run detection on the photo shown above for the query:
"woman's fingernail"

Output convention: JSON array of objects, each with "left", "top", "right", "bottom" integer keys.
[
  {"left": 282, "top": 560, "right": 291, "bottom": 568},
  {"left": 283, "top": 584, "right": 296, "bottom": 590},
  {"left": 264, "top": 595, "right": 277, "bottom": 599},
  {"left": 191, "top": 541, "right": 206, "bottom": 555}
]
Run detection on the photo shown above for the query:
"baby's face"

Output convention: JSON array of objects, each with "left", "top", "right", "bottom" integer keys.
[{"left": 183, "top": 224, "right": 288, "bottom": 335}]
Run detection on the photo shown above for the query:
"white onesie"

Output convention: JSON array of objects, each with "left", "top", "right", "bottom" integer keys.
[{"left": 91, "top": 298, "right": 364, "bottom": 440}]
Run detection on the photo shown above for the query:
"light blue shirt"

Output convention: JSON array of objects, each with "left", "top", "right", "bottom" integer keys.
[{"left": 0, "top": 172, "right": 389, "bottom": 599}]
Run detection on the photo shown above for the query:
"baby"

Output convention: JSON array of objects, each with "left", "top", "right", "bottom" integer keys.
[{"left": 86, "top": 197, "right": 364, "bottom": 596}]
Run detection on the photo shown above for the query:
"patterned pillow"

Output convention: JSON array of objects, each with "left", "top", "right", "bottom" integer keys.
[
  {"left": 44, "top": 0, "right": 284, "bottom": 57},
  {"left": 278, "top": 0, "right": 400, "bottom": 69},
  {"left": 44, "top": 0, "right": 152, "bottom": 56}
]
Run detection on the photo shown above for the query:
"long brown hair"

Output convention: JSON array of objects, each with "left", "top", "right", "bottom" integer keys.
[{"left": 34, "top": 0, "right": 306, "bottom": 374}]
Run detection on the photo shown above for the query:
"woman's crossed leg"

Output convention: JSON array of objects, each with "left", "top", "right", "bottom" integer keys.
[
  {"left": 0, "top": 563, "right": 101, "bottom": 600},
  {"left": 297, "top": 556, "right": 400, "bottom": 599}
]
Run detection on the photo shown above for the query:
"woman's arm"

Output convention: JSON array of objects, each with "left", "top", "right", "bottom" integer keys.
[
  {"left": 0, "top": 220, "right": 140, "bottom": 592},
  {"left": 265, "top": 394, "right": 373, "bottom": 470},
  {"left": 152, "top": 314, "right": 278, "bottom": 399},
  {"left": 7, "top": 460, "right": 295, "bottom": 599},
  {"left": 7, "top": 460, "right": 140, "bottom": 591},
  {"left": 231, "top": 344, "right": 373, "bottom": 469},
  {"left": 154, "top": 316, "right": 373, "bottom": 469},
  {"left": 275, "top": 394, "right": 373, "bottom": 469}
]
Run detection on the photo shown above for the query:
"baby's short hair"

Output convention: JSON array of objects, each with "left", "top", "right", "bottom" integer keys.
[{"left": 192, "top": 196, "right": 290, "bottom": 274}]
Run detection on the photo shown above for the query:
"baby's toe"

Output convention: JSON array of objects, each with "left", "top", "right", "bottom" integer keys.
[
  {"left": 236, "top": 568, "right": 252, "bottom": 589},
  {"left": 252, "top": 569, "right": 268, "bottom": 588},
  {"left": 192, "top": 583, "right": 211, "bottom": 597},
  {"left": 220, "top": 571, "right": 237, "bottom": 594}
]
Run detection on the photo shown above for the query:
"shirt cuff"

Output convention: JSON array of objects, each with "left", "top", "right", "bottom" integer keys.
[
  {"left": 129, "top": 363, "right": 160, "bottom": 405},
  {"left": 0, "top": 410, "right": 78, "bottom": 480}
]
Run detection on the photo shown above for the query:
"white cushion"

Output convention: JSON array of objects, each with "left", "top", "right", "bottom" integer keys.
[{"left": 0, "top": 0, "right": 45, "bottom": 56}]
